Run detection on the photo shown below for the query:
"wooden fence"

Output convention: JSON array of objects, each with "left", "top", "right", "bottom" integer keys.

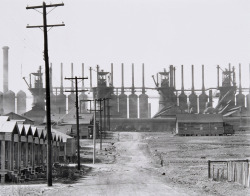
[{"left": 208, "top": 160, "right": 250, "bottom": 187}]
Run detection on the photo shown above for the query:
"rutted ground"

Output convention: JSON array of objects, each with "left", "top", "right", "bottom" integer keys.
[
  {"left": 2, "top": 132, "right": 250, "bottom": 196},
  {"left": 0, "top": 132, "right": 188, "bottom": 196}
]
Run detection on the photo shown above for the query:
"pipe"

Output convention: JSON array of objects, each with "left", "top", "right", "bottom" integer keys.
[
  {"left": 233, "top": 66, "right": 236, "bottom": 86},
  {"left": 239, "top": 64, "right": 242, "bottom": 93},
  {"left": 174, "top": 67, "right": 176, "bottom": 89},
  {"left": 82, "top": 63, "right": 84, "bottom": 90},
  {"left": 71, "top": 63, "right": 74, "bottom": 90},
  {"left": 96, "top": 65, "right": 99, "bottom": 86},
  {"left": 111, "top": 63, "right": 113, "bottom": 86},
  {"left": 121, "top": 63, "right": 124, "bottom": 93},
  {"left": 2, "top": 46, "right": 9, "bottom": 93},
  {"left": 142, "top": 63, "right": 145, "bottom": 94},
  {"left": 229, "top": 63, "right": 231, "bottom": 85},
  {"left": 192, "top": 65, "right": 194, "bottom": 92},
  {"left": 132, "top": 63, "right": 135, "bottom": 94},
  {"left": 170, "top": 65, "right": 173, "bottom": 87},
  {"left": 181, "top": 65, "right": 184, "bottom": 92},
  {"left": 217, "top": 65, "right": 220, "bottom": 88},
  {"left": 202, "top": 65, "right": 205, "bottom": 92},
  {"left": 60, "top": 63, "right": 63, "bottom": 94},
  {"left": 89, "top": 67, "right": 92, "bottom": 88}
]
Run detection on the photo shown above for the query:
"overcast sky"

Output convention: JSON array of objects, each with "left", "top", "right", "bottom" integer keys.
[{"left": 1, "top": 0, "right": 250, "bottom": 114}]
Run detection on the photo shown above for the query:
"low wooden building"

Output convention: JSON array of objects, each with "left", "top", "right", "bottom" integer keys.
[
  {"left": 176, "top": 114, "right": 224, "bottom": 136},
  {"left": 0, "top": 117, "right": 76, "bottom": 183}
]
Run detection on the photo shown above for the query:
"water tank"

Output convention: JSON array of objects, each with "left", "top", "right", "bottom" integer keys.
[
  {"left": 56, "top": 93, "right": 66, "bottom": 114},
  {"left": 236, "top": 93, "right": 245, "bottom": 107},
  {"left": 79, "top": 92, "right": 88, "bottom": 113},
  {"left": 129, "top": 93, "right": 138, "bottom": 118},
  {"left": 139, "top": 93, "right": 148, "bottom": 118},
  {"left": 17, "top": 90, "right": 26, "bottom": 114},
  {"left": 178, "top": 92, "right": 187, "bottom": 113},
  {"left": 189, "top": 93, "right": 197, "bottom": 113},
  {"left": 3, "top": 90, "right": 15, "bottom": 114},
  {"left": 199, "top": 93, "right": 208, "bottom": 114},
  {"left": 68, "top": 93, "right": 75, "bottom": 113},
  {"left": 110, "top": 94, "right": 118, "bottom": 118},
  {"left": 118, "top": 93, "right": 127, "bottom": 118}
]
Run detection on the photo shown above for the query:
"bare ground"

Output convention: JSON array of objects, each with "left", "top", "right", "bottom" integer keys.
[{"left": 1, "top": 132, "right": 250, "bottom": 196}]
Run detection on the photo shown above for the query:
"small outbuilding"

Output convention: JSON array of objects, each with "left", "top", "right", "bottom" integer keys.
[{"left": 176, "top": 114, "right": 224, "bottom": 136}]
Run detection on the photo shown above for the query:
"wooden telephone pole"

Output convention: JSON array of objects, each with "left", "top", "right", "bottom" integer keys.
[
  {"left": 26, "top": 2, "right": 65, "bottom": 187},
  {"left": 65, "top": 77, "right": 88, "bottom": 170}
]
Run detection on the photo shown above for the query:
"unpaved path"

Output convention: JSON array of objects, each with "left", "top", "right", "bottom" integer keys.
[
  {"left": 1, "top": 132, "right": 188, "bottom": 196},
  {"left": 47, "top": 132, "right": 187, "bottom": 196}
]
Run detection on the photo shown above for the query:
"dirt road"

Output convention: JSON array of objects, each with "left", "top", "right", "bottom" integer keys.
[
  {"left": 2, "top": 132, "right": 188, "bottom": 196},
  {"left": 47, "top": 132, "right": 187, "bottom": 196}
]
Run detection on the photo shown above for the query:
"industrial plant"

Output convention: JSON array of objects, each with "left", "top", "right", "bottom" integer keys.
[{"left": 0, "top": 45, "right": 250, "bottom": 184}]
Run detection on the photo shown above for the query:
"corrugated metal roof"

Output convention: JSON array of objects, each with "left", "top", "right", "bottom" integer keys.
[
  {"left": 176, "top": 114, "right": 224, "bottom": 123},
  {"left": 0, "top": 116, "right": 10, "bottom": 122}
]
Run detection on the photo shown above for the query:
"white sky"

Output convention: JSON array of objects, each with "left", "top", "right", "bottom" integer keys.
[{"left": 1, "top": 0, "right": 250, "bottom": 115}]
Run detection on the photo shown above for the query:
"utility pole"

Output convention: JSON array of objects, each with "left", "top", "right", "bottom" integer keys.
[
  {"left": 26, "top": 2, "right": 64, "bottom": 187},
  {"left": 88, "top": 99, "right": 102, "bottom": 164},
  {"left": 99, "top": 99, "right": 103, "bottom": 150},
  {"left": 65, "top": 76, "right": 88, "bottom": 170}
]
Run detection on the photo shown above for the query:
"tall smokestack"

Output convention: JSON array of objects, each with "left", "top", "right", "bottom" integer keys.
[
  {"left": 3, "top": 46, "right": 9, "bottom": 93},
  {"left": 82, "top": 63, "right": 84, "bottom": 90},
  {"left": 170, "top": 65, "right": 173, "bottom": 87},
  {"left": 121, "top": 63, "right": 124, "bottom": 93},
  {"left": 142, "top": 63, "right": 145, "bottom": 94},
  {"left": 174, "top": 67, "right": 176, "bottom": 89},
  {"left": 96, "top": 65, "right": 99, "bottom": 86},
  {"left": 111, "top": 63, "right": 113, "bottom": 86},
  {"left": 202, "top": 65, "right": 205, "bottom": 92},
  {"left": 239, "top": 64, "right": 242, "bottom": 93},
  {"left": 229, "top": 63, "right": 231, "bottom": 85},
  {"left": 191, "top": 65, "right": 194, "bottom": 92},
  {"left": 60, "top": 63, "right": 63, "bottom": 94},
  {"left": 181, "top": 65, "right": 184, "bottom": 92},
  {"left": 233, "top": 66, "right": 236, "bottom": 86},
  {"left": 217, "top": 65, "right": 220, "bottom": 88},
  {"left": 132, "top": 63, "right": 135, "bottom": 94},
  {"left": 71, "top": 63, "right": 74, "bottom": 90},
  {"left": 89, "top": 67, "right": 92, "bottom": 88}
]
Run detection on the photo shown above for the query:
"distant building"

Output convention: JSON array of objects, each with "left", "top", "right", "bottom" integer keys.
[
  {"left": 176, "top": 114, "right": 224, "bottom": 136},
  {"left": 3, "top": 112, "right": 35, "bottom": 125}
]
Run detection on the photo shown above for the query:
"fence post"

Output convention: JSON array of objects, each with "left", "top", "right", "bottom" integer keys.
[{"left": 208, "top": 160, "right": 211, "bottom": 178}]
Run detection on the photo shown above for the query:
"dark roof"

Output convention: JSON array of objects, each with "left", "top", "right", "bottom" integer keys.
[
  {"left": 4, "top": 112, "right": 34, "bottom": 122},
  {"left": 176, "top": 114, "right": 224, "bottom": 123}
]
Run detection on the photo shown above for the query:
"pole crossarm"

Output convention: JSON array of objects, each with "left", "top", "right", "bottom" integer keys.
[
  {"left": 65, "top": 90, "right": 88, "bottom": 93},
  {"left": 88, "top": 109, "right": 103, "bottom": 112},
  {"left": 26, "top": 3, "right": 64, "bottom": 9},
  {"left": 27, "top": 24, "right": 65, "bottom": 28},
  {"left": 65, "top": 77, "right": 88, "bottom": 80}
]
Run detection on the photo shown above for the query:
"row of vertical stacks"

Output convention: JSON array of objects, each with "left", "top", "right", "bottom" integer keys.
[
  {"left": 199, "top": 65, "right": 208, "bottom": 113},
  {"left": 109, "top": 64, "right": 119, "bottom": 117},
  {"left": 55, "top": 63, "right": 66, "bottom": 114},
  {"left": 139, "top": 63, "right": 148, "bottom": 118},
  {"left": 236, "top": 64, "right": 245, "bottom": 108},
  {"left": 179, "top": 65, "right": 187, "bottom": 112},
  {"left": 79, "top": 63, "right": 88, "bottom": 113},
  {"left": 129, "top": 64, "right": 138, "bottom": 118},
  {"left": 189, "top": 65, "right": 198, "bottom": 113},
  {"left": 118, "top": 63, "right": 127, "bottom": 118}
]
